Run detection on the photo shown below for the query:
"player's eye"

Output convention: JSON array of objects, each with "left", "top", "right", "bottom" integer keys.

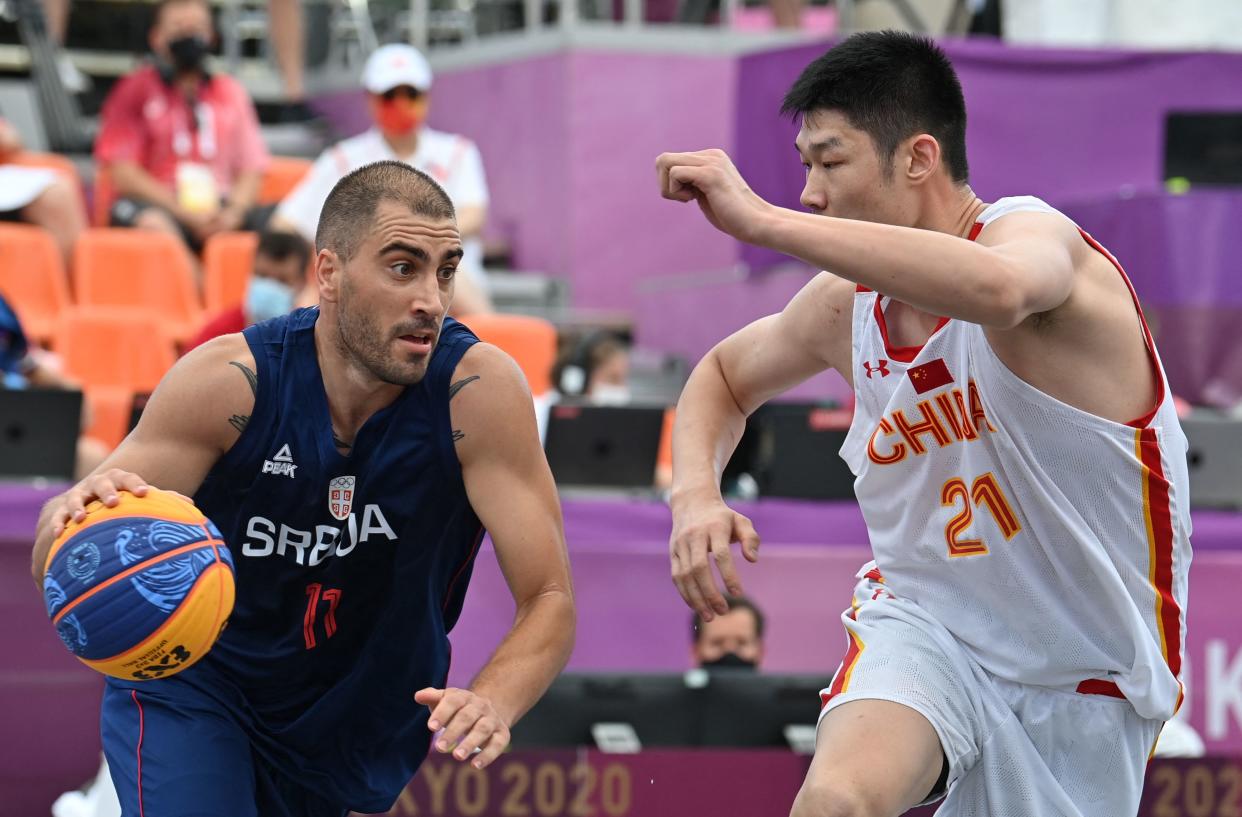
[
  {"left": 392, "top": 262, "right": 414, "bottom": 277},
  {"left": 437, "top": 266, "right": 457, "bottom": 281},
  {"left": 822, "top": 161, "right": 840, "bottom": 170},
  {"left": 801, "top": 162, "right": 811, "bottom": 174}
]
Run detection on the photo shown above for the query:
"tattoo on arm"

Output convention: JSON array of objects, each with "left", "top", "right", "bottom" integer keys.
[
  {"left": 448, "top": 375, "right": 480, "bottom": 400},
  {"left": 227, "top": 361, "right": 258, "bottom": 434},
  {"left": 449, "top": 376, "right": 479, "bottom": 444},
  {"left": 229, "top": 361, "right": 259, "bottom": 397}
]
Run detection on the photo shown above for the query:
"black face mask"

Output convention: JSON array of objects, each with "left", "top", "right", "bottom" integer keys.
[
  {"left": 167, "top": 35, "right": 209, "bottom": 73},
  {"left": 700, "top": 652, "right": 758, "bottom": 671}
]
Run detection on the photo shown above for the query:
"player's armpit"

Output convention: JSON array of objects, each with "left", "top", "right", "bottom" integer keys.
[{"left": 449, "top": 343, "right": 575, "bottom": 728}]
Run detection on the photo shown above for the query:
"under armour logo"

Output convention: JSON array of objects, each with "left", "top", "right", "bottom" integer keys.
[{"left": 863, "top": 360, "right": 891, "bottom": 379}]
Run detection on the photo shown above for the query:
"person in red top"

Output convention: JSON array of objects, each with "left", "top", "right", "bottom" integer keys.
[
  {"left": 183, "top": 229, "right": 309, "bottom": 353},
  {"left": 94, "top": 0, "right": 271, "bottom": 256}
]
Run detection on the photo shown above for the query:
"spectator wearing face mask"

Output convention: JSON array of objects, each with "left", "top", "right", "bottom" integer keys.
[
  {"left": 182, "top": 230, "right": 310, "bottom": 353},
  {"left": 691, "top": 595, "right": 765, "bottom": 672},
  {"left": 272, "top": 44, "right": 493, "bottom": 316},
  {"left": 551, "top": 330, "right": 633, "bottom": 406},
  {"left": 94, "top": 0, "right": 271, "bottom": 262}
]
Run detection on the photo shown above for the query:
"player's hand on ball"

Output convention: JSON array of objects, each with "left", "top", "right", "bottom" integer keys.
[
  {"left": 31, "top": 470, "right": 191, "bottom": 586},
  {"left": 668, "top": 493, "right": 761, "bottom": 620},
  {"left": 416, "top": 687, "right": 511, "bottom": 770},
  {"left": 655, "top": 149, "right": 774, "bottom": 243}
]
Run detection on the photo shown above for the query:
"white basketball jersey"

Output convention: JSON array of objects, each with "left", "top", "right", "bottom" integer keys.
[{"left": 839, "top": 196, "right": 1191, "bottom": 721}]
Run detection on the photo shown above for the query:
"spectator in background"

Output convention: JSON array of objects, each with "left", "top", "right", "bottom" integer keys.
[
  {"left": 273, "top": 44, "right": 493, "bottom": 316},
  {"left": 94, "top": 0, "right": 271, "bottom": 263},
  {"left": 0, "top": 117, "right": 85, "bottom": 265},
  {"left": 0, "top": 294, "right": 107, "bottom": 479},
  {"left": 551, "top": 330, "right": 632, "bottom": 404},
  {"left": 691, "top": 594, "right": 765, "bottom": 671},
  {"left": 183, "top": 229, "right": 310, "bottom": 353}
]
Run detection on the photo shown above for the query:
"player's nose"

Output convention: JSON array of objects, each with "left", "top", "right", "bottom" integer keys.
[
  {"left": 407, "top": 277, "right": 446, "bottom": 318},
  {"left": 800, "top": 182, "right": 827, "bottom": 213}
]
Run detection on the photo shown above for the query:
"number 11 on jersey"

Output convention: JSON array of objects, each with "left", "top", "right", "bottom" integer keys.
[
  {"left": 941, "top": 472, "right": 1022, "bottom": 558},
  {"left": 304, "top": 582, "right": 342, "bottom": 649}
]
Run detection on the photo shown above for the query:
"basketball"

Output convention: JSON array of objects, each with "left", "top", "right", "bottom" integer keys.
[{"left": 41, "top": 488, "right": 235, "bottom": 681}]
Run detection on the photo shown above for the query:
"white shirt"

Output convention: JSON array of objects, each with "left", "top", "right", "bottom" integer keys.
[{"left": 276, "top": 127, "right": 490, "bottom": 282}]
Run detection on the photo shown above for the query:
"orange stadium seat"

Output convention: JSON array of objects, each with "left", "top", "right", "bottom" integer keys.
[
  {"left": 203, "top": 231, "right": 258, "bottom": 313},
  {"left": 72, "top": 228, "right": 202, "bottom": 344},
  {"left": 83, "top": 385, "right": 136, "bottom": 450},
  {"left": 53, "top": 307, "right": 177, "bottom": 393},
  {"left": 463, "top": 313, "right": 557, "bottom": 396},
  {"left": 0, "top": 223, "right": 71, "bottom": 344},
  {"left": 258, "top": 156, "right": 313, "bottom": 206},
  {"left": 3, "top": 150, "right": 89, "bottom": 224}
]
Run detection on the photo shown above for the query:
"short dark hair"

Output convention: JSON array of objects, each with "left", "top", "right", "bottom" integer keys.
[
  {"left": 255, "top": 229, "right": 311, "bottom": 272},
  {"left": 781, "top": 31, "right": 969, "bottom": 183},
  {"left": 152, "top": 0, "right": 211, "bottom": 29},
  {"left": 691, "top": 595, "right": 766, "bottom": 643},
  {"left": 315, "top": 160, "right": 456, "bottom": 262}
]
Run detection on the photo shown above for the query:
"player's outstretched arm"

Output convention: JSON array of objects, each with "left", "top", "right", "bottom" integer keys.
[
  {"left": 415, "top": 342, "right": 575, "bottom": 770},
  {"left": 31, "top": 334, "right": 258, "bottom": 586},
  {"left": 657, "top": 149, "right": 1079, "bottom": 329},
  {"left": 670, "top": 273, "right": 854, "bottom": 619}
]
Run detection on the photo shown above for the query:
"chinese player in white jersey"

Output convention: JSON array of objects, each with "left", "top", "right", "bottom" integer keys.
[{"left": 660, "top": 32, "right": 1190, "bottom": 817}]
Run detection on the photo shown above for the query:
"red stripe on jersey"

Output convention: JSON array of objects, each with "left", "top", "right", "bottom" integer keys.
[
  {"left": 1136, "top": 428, "right": 1184, "bottom": 702},
  {"left": 1078, "top": 229, "right": 1166, "bottom": 427},
  {"left": 1076, "top": 679, "right": 1126, "bottom": 699},
  {"left": 872, "top": 297, "right": 950, "bottom": 364},
  {"left": 823, "top": 610, "right": 864, "bottom": 706},
  {"left": 863, "top": 567, "right": 884, "bottom": 582}
]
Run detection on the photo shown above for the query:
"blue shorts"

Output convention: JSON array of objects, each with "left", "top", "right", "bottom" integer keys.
[{"left": 101, "top": 682, "right": 347, "bottom": 817}]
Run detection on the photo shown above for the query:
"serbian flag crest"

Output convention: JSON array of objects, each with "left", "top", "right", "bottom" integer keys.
[{"left": 907, "top": 359, "right": 954, "bottom": 394}]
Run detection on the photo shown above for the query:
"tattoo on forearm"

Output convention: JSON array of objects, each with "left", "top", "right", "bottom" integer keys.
[
  {"left": 448, "top": 375, "right": 480, "bottom": 400},
  {"left": 229, "top": 361, "right": 258, "bottom": 397},
  {"left": 229, "top": 414, "right": 249, "bottom": 433}
]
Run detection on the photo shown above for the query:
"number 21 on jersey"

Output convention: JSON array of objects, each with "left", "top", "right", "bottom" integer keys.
[{"left": 941, "top": 472, "right": 1021, "bottom": 557}]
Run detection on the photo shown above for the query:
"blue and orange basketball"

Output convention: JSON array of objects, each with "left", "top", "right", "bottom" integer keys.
[{"left": 42, "top": 488, "right": 235, "bottom": 681}]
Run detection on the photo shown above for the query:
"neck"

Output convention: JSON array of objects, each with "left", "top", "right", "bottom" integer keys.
[
  {"left": 175, "top": 71, "right": 203, "bottom": 97},
  {"left": 313, "top": 311, "right": 404, "bottom": 440},
  {"left": 916, "top": 183, "right": 988, "bottom": 239},
  {"left": 382, "top": 129, "right": 420, "bottom": 158}
]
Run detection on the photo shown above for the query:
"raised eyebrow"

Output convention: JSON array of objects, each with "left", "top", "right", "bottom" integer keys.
[{"left": 379, "top": 241, "right": 429, "bottom": 263}]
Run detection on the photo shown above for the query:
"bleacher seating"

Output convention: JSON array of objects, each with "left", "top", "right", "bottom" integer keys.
[
  {"left": 461, "top": 312, "right": 558, "bottom": 396},
  {"left": 203, "top": 230, "right": 259, "bottom": 314},
  {"left": 0, "top": 223, "right": 70, "bottom": 345}
]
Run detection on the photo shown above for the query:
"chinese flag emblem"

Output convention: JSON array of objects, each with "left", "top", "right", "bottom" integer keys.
[{"left": 907, "top": 359, "right": 954, "bottom": 394}]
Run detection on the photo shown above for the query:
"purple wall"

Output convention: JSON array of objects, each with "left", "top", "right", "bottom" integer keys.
[{"left": 427, "top": 50, "right": 741, "bottom": 306}]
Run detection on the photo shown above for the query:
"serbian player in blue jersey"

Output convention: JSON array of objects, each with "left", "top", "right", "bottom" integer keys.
[{"left": 31, "top": 160, "right": 576, "bottom": 817}]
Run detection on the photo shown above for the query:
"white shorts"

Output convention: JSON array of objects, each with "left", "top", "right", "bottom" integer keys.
[{"left": 819, "top": 565, "right": 1163, "bottom": 817}]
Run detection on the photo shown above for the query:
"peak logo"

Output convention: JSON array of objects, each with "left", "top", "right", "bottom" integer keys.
[{"left": 262, "top": 444, "right": 297, "bottom": 478}]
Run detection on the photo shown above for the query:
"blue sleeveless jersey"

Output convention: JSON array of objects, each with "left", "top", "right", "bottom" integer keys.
[{"left": 111, "top": 307, "right": 486, "bottom": 811}]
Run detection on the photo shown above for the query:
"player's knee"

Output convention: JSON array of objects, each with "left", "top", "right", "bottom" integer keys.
[{"left": 789, "top": 781, "right": 878, "bottom": 817}]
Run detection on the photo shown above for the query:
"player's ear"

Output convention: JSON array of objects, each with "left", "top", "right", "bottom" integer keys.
[
  {"left": 904, "top": 134, "right": 941, "bottom": 186},
  {"left": 315, "top": 248, "right": 342, "bottom": 303}
]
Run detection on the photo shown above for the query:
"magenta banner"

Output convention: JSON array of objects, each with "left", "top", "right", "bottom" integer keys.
[{"left": 362, "top": 752, "right": 1242, "bottom": 817}]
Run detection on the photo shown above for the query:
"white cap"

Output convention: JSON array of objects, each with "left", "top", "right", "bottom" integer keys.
[{"left": 362, "top": 44, "right": 433, "bottom": 94}]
